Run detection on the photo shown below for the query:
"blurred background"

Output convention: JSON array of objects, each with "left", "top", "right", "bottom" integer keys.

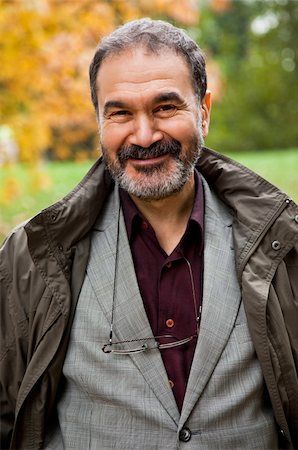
[{"left": 1, "top": 0, "right": 297, "bottom": 241}]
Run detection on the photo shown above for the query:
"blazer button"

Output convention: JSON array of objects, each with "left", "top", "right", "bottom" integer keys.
[{"left": 179, "top": 427, "right": 192, "bottom": 442}]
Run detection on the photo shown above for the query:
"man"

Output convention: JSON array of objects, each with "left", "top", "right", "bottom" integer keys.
[{"left": 0, "top": 18, "right": 297, "bottom": 450}]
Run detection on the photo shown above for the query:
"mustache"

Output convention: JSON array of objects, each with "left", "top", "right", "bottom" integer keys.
[{"left": 118, "top": 139, "right": 182, "bottom": 164}]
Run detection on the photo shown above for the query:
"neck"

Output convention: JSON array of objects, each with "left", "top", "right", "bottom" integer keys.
[{"left": 130, "top": 175, "right": 196, "bottom": 254}]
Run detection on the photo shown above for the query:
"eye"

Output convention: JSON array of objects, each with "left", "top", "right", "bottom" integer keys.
[
  {"left": 154, "top": 104, "right": 178, "bottom": 118},
  {"left": 109, "top": 110, "right": 132, "bottom": 123}
]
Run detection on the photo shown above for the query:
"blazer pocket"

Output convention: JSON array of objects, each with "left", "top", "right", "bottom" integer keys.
[{"left": 233, "top": 322, "right": 253, "bottom": 345}]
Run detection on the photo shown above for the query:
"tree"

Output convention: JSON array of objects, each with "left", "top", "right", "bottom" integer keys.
[
  {"left": 200, "top": 0, "right": 298, "bottom": 151},
  {"left": 0, "top": 0, "right": 199, "bottom": 162}
]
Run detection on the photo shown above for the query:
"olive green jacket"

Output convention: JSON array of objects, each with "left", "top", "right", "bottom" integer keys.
[{"left": 1, "top": 148, "right": 298, "bottom": 449}]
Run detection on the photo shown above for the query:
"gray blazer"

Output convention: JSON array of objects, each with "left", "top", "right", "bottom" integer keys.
[{"left": 45, "top": 178, "right": 278, "bottom": 449}]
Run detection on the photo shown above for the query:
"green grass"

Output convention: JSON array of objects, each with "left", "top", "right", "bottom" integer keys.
[
  {"left": 225, "top": 148, "right": 298, "bottom": 201},
  {"left": 1, "top": 148, "right": 297, "bottom": 242},
  {"left": 0, "top": 160, "right": 94, "bottom": 241}
]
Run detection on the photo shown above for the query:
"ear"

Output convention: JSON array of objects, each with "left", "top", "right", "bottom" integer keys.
[{"left": 201, "top": 90, "right": 212, "bottom": 138}]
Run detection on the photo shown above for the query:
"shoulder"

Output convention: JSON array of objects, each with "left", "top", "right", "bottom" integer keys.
[
  {"left": 0, "top": 222, "right": 31, "bottom": 283},
  {"left": 198, "top": 147, "right": 298, "bottom": 279}
]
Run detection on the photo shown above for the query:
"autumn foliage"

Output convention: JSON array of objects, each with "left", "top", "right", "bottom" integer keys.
[{"left": 1, "top": 0, "right": 217, "bottom": 162}]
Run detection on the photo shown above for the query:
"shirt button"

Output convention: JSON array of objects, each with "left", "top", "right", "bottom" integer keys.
[
  {"left": 166, "top": 318, "right": 175, "bottom": 328},
  {"left": 166, "top": 262, "right": 172, "bottom": 268},
  {"left": 179, "top": 427, "right": 192, "bottom": 442},
  {"left": 169, "top": 380, "right": 174, "bottom": 389},
  {"left": 141, "top": 221, "right": 148, "bottom": 230}
]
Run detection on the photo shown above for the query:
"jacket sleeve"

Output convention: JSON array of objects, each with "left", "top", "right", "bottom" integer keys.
[
  {"left": 0, "top": 227, "right": 31, "bottom": 449},
  {"left": 273, "top": 244, "right": 298, "bottom": 369},
  {"left": 271, "top": 243, "right": 298, "bottom": 447}
]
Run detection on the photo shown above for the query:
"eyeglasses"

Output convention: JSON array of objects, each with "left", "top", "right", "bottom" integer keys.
[
  {"left": 102, "top": 333, "right": 198, "bottom": 355},
  {"left": 102, "top": 204, "right": 201, "bottom": 356}
]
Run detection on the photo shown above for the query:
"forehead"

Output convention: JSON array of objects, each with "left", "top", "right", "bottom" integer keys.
[{"left": 96, "top": 48, "right": 194, "bottom": 104}]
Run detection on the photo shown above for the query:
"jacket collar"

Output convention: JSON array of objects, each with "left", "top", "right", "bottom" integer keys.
[
  {"left": 198, "top": 147, "right": 295, "bottom": 275},
  {"left": 25, "top": 147, "right": 295, "bottom": 278},
  {"left": 25, "top": 158, "right": 113, "bottom": 277}
]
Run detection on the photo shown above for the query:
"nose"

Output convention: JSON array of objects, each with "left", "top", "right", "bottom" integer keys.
[{"left": 128, "top": 114, "right": 163, "bottom": 148}]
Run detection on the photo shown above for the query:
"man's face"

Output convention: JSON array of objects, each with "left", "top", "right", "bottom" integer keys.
[{"left": 96, "top": 48, "right": 211, "bottom": 200}]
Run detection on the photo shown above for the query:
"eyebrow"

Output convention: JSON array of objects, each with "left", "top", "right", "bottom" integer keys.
[
  {"left": 103, "top": 100, "right": 126, "bottom": 116},
  {"left": 103, "top": 91, "right": 185, "bottom": 116},
  {"left": 153, "top": 92, "right": 185, "bottom": 104}
]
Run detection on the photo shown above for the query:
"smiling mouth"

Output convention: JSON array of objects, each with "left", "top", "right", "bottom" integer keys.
[
  {"left": 129, "top": 153, "right": 171, "bottom": 164},
  {"left": 125, "top": 151, "right": 170, "bottom": 160}
]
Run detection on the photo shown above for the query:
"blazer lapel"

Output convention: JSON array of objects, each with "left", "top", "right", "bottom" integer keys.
[
  {"left": 87, "top": 186, "right": 180, "bottom": 426},
  {"left": 180, "top": 178, "right": 242, "bottom": 425}
]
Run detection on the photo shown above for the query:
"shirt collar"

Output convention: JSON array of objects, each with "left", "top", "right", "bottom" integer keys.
[{"left": 120, "top": 169, "right": 204, "bottom": 243}]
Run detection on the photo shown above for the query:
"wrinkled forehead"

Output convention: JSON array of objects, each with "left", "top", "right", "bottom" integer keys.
[{"left": 97, "top": 45, "right": 195, "bottom": 92}]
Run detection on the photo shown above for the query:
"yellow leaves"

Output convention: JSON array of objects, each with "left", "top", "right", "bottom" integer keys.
[
  {"left": 73, "top": 3, "right": 116, "bottom": 43},
  {"left": 14, "top": 118, "right": 51, "bottom": 162},
  {"left": 152, "top": 0, "right": 199, "bottom": 26},
  {"left": 0, "top": 163, "right": 52, "bottom": 207},
  {"left": 55, "top": 145, "right": 71, "bottom": 160},
  {"left": 0, "top": 0, "right": 201, "bottom": 163},
  {"left": 114, "top": 0, "right": 199, "bottom": 26},
  {"left": 110, "top": 0, "right": 140, "bottom": 23},
  {"left": 0, "top": 176, "right": 22, "bottom": 205}
]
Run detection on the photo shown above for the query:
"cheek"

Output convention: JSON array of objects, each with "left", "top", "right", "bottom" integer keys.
[
  {"left": 165, "top": 121, "right": 198, "bottom": 144},
  {"left": 100, "top": 125, "right": 125, "bottom": 156}
]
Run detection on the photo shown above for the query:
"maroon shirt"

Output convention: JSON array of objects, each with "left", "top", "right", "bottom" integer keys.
[{"left": 120, "top": 171, "right": 204, "bottom": 411}]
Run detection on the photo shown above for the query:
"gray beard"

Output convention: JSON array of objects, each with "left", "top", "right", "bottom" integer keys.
[{"left": 102, "top": 134, "right": 203, "bottom": 201}]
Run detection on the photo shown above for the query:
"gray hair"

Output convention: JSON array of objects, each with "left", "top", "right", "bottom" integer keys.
[{"left": 89, "top": 18, "right": 207, "bottom": 115}]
